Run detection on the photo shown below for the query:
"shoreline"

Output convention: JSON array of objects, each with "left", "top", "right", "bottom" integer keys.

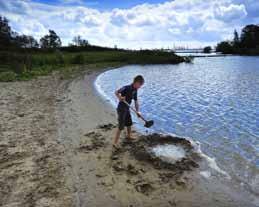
[
  {"left": 57, "top": 67, "right": 256, "bottom": 207},
  {"left": 0, "top": 66, "right": 257, "bottom": 207}
]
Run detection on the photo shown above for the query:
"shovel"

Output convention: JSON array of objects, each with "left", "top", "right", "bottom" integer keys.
[{"left": 123, "top": 101, "right": 154, "bottom": 128}]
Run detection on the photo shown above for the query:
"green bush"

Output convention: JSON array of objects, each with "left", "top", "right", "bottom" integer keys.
[
  {"left": 71, "top": 54, "right": 85, "bottom": 64},
  {"left": 184, "top": 56, "right": 194, "bottom": 63},
  {"left": 0, "top": 71, "right": 17, "bottom": 82},
  {"left": 0, "top": 49, "right": 187, "bottom": 81},
  {"left": 203, "top": 46, "right": 212, "bottom": 53},
  {"left": 55, "top": 51, "right": 65, "bottom": 65}
]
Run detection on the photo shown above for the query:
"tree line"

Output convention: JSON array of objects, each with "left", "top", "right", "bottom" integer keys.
[
  {"left": 0, "top": 15, "right": 188, "bottom": 82},
  {"left": 216, "top": 24, "right": 259, "bottom": 55},
  {"left": 0, "top": 15, "right": 93, "bottom": 50}
]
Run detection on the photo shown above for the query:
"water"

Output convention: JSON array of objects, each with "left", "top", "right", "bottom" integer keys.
[
  {"left": 95, "top": 56, "right": 259, "bottom": 196},
  {"left": 151, "top": 144, "right": 186, "bottom": 164},
  {"left": 175, "top": 52, "right": 219, "bottom": 56}
]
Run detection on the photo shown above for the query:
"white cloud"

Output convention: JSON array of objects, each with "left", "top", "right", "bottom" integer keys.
[
  {"left": 0, "top": 0, "right": 257, "bottom": 49},
  {"left": 214, "top": 4, "right": 247, "bottom": 22}
]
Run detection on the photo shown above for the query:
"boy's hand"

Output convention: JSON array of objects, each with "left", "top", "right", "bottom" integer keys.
[
  {"left": 136, "top": 111, "right": 141, "bottom": 117},
  {"left": 119, "top": 96, "right": 126, "bottom": 101}
]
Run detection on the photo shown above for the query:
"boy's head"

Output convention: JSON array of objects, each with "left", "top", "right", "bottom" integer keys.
[{"left": 133, "top": 75, "right": 144, "bottom": 89}]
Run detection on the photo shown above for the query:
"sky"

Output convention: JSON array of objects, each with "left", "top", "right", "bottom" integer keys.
[{"left": 0, "top": 0, "right": 258, "bottom": 49}]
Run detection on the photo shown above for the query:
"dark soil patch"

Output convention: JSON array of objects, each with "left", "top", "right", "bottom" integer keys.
[
  {"left": 79, "top": 131, "right": 107, "bottom": 152},
  {"left": 97, "top": 123, "right": 116, "bottom": 131},
  {"left": 123, "top": 133, "right": 200, "bottom": 172}
]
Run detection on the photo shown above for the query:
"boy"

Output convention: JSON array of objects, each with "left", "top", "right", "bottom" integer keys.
[{"left": 113, "top": 75, "right": 145, "bottom": 148}]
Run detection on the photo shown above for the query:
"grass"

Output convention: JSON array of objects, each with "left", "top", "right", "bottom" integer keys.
[{"left": 0, "top": 50, "right": 188, "bottom": 82}]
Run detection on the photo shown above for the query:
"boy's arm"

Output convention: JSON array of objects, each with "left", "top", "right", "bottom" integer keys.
[
  {"left": 134, "top": 100, "right": 141, "bottom": 117},
  {"left": 115, "top": 89, "right": 125, "bottom": 101},
  {"left": 134, "top": 100, "right": 139, "bottom": 112},
  {"left": 134, "top": 90, "right": 140, "bottom": 116}
]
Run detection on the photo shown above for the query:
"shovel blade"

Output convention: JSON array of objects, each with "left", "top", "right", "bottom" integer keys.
[{"left": 144, "top": 120, "right": 154, "bottom": 128}]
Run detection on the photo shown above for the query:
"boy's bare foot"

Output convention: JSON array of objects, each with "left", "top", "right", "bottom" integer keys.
[
  {"left": 112, "top": 143, "right": 120, "bottom": 149},
  {"left": 126, "top": 136, "right": 137, "bottom": 141}
]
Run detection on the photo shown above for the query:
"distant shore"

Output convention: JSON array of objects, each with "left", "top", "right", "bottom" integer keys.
[{"left": 0, "top": 49, "right": 190, "bottom": 82}]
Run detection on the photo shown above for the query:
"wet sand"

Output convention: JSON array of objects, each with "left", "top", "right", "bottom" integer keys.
[{"left": 0, "top": 68, "right": 256, "bottom": 207}]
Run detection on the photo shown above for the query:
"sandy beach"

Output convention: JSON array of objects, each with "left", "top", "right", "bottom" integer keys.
[{"left": 0, "top": 67, "right": 256, "bottom": 207}]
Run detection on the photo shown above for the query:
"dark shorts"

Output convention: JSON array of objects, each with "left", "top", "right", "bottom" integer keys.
[{"left": 117, "top": 108, "right": 132, "bottom": 130}]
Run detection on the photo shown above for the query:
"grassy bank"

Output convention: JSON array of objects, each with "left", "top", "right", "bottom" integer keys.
[{"left": 0, "top": 49, "right": 189, "bottom": 82}]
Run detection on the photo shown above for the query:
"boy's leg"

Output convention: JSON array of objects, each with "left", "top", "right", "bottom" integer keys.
[
  {"left": 113, "top": 108, "right": 126, "bottom": 146},
  {"left": 113, "top": 128, "right": 121, "bottom": 146},
  {"left": 126, "top": 126, "right": 132, "bottom": 139},
  {"left": 125, "top": 110, "right": 135, "bottom": 139}
]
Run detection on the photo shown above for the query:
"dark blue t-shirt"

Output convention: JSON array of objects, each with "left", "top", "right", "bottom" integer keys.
[{"left": 117, "top": 84, "right": 138, "bottom": 110}]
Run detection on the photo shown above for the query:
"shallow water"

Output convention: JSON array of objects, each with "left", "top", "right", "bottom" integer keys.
[
  {"left": 95, "top": 56, "right": 259, "bottom": 197},
  {"left": 151, "top": 144, "right": 186, "bottom": 164}
]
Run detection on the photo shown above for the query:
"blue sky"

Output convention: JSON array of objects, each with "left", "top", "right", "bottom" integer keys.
[
  {"left": 1, "top": 0, "right": 259, "bottom": 49},
  {"left": 34, "top": 0, "right": 168, "bottom": 10}
]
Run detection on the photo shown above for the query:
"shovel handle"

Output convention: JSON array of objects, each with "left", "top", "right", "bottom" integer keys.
[{"left": 122, "top": 101, "right": 147, "bottom": 122}]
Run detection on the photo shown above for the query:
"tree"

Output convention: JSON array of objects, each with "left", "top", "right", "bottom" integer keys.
[
  {"left": 15, "top": 35, "right": 39, "bottom": 48},
  {"left": 40, "top": 30, "right": 61, "bottom": 48},
  {"left": 72, "top": 35, "right": 89, "bottom": 47},
  {"left": 40, "top": 36, "right": 49, "bottom": 49},
  {"left": 233, "top": 29, "right": 239, "bottom": 47},
  {"left": 215, "top": 24, "right": 259, "bottom": 55},
  {"left": 240, "top": 24, "right": 259, "bottom": 49},
  {"left": 203, "top": 46, "right": 212, "bottom": 53},
  {"left": 0, "top": 15, "right": 12, "bottom": 49},
  {"left": 26, "top": 35, "right": 39, "bottom": 48},
  {"left": 216, "top": 41, "right": 233, "bottom": 54}
]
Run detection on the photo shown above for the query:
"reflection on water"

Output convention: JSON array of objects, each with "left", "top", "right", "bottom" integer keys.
[{"left": 95, "top": 56, "right": 259, "bottom": 195}]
